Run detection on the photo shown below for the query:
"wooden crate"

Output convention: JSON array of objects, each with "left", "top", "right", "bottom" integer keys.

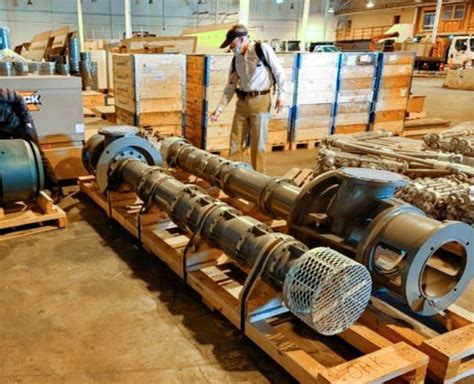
[
  {"left": 113, "top": 54, "right": 185, "bottom": 137},
  {"left": 185, "top": 54, "right": 235, "bottom": 152},
  {"left": 79, "top": 174, "right": 439, "bottom": 383},
  {"left": 267, "top": 53, "right": 295, "bottom": 150},
  {"left": 372, "top": 52, "right": 415, "bottom": 134},
  {"left": 333, "top": 52, "right": 376, "bottom": 135},
  {"left": 292, "top": 52, "right": 339, "bottom": 148},
  {"left": 0, "top": 191, "right": 67, "bottom": 241},
  {"left": 186, "top": 53, "right": 294, "bottom": 153},
  {"left": 82, "top": 90, "right": 105, "bottom": 108}
]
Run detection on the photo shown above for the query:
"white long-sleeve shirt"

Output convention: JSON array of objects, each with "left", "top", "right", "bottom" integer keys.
[{"left": 216, "top": 42, "right": 286, "bottom": 111}]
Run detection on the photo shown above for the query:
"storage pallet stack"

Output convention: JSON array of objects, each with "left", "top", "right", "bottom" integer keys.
[
  {"left": 291, "top": 52, "right": 339, "bottom": 149},
  {"left": 185, "top": 54, "right": 235, "bottom": 154},
  {"left": 113, "top": 54, "right": 185, "bottom": 137},
  {"left": 333, "top": 52, "right": 376, "bottom": 134},
  {"left": 372, "top": 52, "right": 414, "bottom": 134},
  {"left": 266, "top": 53, "right": 295, "bottom": 151}
]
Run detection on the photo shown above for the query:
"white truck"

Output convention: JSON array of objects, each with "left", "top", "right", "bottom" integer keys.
[{"left": 448, "top": 35, "right": 474, "bottom": 68}]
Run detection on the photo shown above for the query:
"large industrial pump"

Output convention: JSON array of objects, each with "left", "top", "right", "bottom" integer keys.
[
  {"left": 161, "top": 137, "right": 474, "bottom": 317},
  {"left": 82, "top": 127, "right": 373, "bottom": 336}
]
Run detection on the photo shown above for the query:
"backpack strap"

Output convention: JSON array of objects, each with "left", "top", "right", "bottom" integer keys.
[
  {"left": 231, "top": 56, "right": 236, "bottom": 74},
  {"left": 255, "top": 41, "right": 276, "bottom": 85}
]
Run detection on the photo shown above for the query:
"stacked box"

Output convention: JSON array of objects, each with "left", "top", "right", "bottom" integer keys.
[
  {"left": 113, "top": 53, "right": 185, "bottom": 137},
  {"left": 185, "top": 54, "right": 235, "bottom": 152},
  {"left": 334, "top": 52, "right": 376, "bottom": 134},
  {"left": 292, "top": 52, "right": 339, "bottom": 144},
  {"left": 267, "top": 53, "right": 295, "bottom": 149},
  {"left": 373, "top": 52, "right": 415, "bottom": 134},
  {"left": 185, "top": 53, "right": 295, "bottom": 153}
]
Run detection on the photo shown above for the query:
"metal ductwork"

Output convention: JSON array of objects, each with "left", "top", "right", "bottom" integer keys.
[
  {"left": 161, "top": 137, "right": 474, "bottom": 316},
  {"left": 83, "top": 127, "right": 372, "bottom": 336},
  {"left": 0, "top": 139, "right": 45, "bottom": 204}
]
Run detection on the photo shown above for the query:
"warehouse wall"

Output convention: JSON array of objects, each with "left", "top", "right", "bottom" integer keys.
[
  {"left": 343, "top": 8, "right": 415, "bottom": 29},
  {"left": 0, "top": 0, "right": 335, "bottom": 47}
]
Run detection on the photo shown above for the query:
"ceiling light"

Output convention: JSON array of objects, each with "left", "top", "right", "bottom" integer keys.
[
  {"left": 366, "top": 0, "right": 375, "bottom": 8},
  {"left": 290, "top": 2, "right": 294, "bottom": 10},
  {"left": 149, "top": 0, "right": 153, "bottom": 4},
  {"left": 275, "top": 0, "right": 284, "bottom": 4},
  {"left": 27, "top": 0, "right": 33, "bottom": 6},
  {"left": 328, "top": 4, "right": 334, "bottom": 13}
]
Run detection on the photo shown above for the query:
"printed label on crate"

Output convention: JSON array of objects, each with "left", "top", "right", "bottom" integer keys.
[
  {"left": 17, "top": 91, "right": 42, "bottom": 111},
  {"left": 400, "top": 88, "right": 408, "bottom": 97},
  {"left": 75, "top": 123, "right": 85, "bottom": 133},
  {"left": 359, "top": 54, "right": 373, "bottom": 64},
  {"left": 154, "top": 72, "right": 166, "bottom": 81},
  {"left": 347, "top": 55, "right": 357, "bottom": 66},
  {"left": 389, "top": 54, "right": 398, "bottom": 62},
  {"left": 141, "top": 63, "right": 156, "bottom": 73}
]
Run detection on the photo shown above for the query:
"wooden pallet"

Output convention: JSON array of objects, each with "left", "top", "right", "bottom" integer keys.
[
  {"left": 401, "top": 118, "right": 452, "bottom": 138},
  {"left": 290, "top": 139, "right": 321, "bottom": 150},
  {"left": 92, "top": 105, "right": 117, "bottom": 123},
  {"left": 79, "top": 174, "right": 443, "bottom": 383},
  {"left": 284, "top": 167, "right": 315, "bottom": 187},
  {"left": 0, "top": 191, "right": 67, "bottom": 241},
  {"left": 266, "top": 142, "right": 290, "bottom": 152}
]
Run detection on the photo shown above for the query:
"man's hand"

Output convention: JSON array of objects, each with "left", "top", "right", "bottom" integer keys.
[
  {"left": 209, "top": 108, "right": 222, "bottom": 123},
  {"left": 275, "top": 99, "right": 284, "bottom": 114}
]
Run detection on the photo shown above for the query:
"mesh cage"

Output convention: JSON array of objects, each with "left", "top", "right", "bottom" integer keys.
[{"left": 283, "top": 247, "right": 372, "bottom": 335}]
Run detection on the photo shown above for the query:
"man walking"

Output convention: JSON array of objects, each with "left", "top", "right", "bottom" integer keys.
[{"left": 210, "top": 25, "right": 286, "bottom": 172}]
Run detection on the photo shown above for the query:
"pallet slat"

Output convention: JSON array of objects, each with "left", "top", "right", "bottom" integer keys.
[{"left": 0, "top": 192, "right": 67, "bottom": 241}]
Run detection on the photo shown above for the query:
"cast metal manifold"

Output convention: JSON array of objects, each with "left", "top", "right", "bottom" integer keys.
[
  {"left": 82, "top": 127, "right": 372, "bottom": 336},
  {"left": 161, "top": 137, "right": 474, "bottom": 316}
]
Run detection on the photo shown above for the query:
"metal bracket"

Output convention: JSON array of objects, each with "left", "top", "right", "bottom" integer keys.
[{"left": 238, "top": 238, "right": 283, "bottom": 332}]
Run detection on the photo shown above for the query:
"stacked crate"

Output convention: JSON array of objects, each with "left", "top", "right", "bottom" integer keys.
[
  {"left": 266, "top": 53, "right": 295, "bottom": 150},
  {"left": 334, "top": 52, "right": 376, "bottom": 134},
  {"left": 292, "top": 52, "right": 339, "bottom": 148},
  {"left": 113, "top": 54, "right": 185, "bottom": 137},
  {"left": 186, "top": 54, "right": 235, "bottom": 153},
  {"left": 372, "top": 52, "right": 415, "bottom": 134}
]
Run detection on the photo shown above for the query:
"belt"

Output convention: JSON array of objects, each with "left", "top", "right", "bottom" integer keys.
[{"left": 236, "top": 89, "right": 270, "bottom": 98}]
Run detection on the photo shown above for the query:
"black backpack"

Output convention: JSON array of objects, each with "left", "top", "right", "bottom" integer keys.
[{"left": 231, "top": 41, "right": 276, "bottom": 85}]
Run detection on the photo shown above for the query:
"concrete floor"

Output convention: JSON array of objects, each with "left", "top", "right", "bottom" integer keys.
[
  {"left": 411, "top": 77, "right": 474, "bottom": 124},
  {"left": 0, "top": 77, "right": 473, "bottom": 383}
]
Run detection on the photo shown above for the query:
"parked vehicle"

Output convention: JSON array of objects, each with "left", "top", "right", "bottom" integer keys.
[{"left": 448, "top": 35, "right": 474, "bottom": 68}]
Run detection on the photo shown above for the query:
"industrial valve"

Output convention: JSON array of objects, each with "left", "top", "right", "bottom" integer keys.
[
  {"left": 161, "top": 137, "right": 474, "bottom": 316},
  {"left": 82, "top": 127, "right": 372, "bottom": 335},
  {"left": 0, "top": 139, "right": 44, "bottom": 204}
]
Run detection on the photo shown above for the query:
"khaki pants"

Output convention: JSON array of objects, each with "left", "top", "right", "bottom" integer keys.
[{"left": 229, "top": 94, "right": 271, "bottom": 172}]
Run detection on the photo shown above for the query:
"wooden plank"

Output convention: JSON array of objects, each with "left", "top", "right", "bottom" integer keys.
[
  {"left": 318, "top": 342, "right": 428, "bottom": 384},
  {"left": 420, "top": 324, "right": 474, "bottom": 382},
  {"left": 82, "top": 91, "right": 105, "bottom": 108}
]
